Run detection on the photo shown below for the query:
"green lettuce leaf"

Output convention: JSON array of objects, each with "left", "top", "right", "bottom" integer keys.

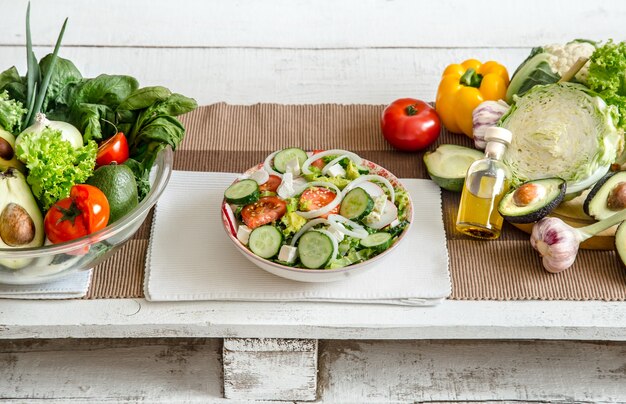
[
  {"left": 0, "top": 90, "right": 27, "bottom": 133},
  {"left": 587, "top": 40, "right": 626, "bottom": 130}
]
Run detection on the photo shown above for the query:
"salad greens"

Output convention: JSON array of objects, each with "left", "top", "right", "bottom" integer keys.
[
  {"left": 0, "top": 91, "right": 27, "bottom": 133},
  {"left": 16, "top": 127, "right": 97, "bottom": 210},
  {"left": 587, "top": 40, "right": 626, "bottom": 130}
]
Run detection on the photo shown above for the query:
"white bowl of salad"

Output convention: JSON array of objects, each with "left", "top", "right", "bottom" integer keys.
[{"left": 221, "top": 148, "right": 413, "bottom": 282}]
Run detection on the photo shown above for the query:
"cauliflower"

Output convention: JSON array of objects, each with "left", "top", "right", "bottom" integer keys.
[
  {"left": 543, "top": 41, "right": 596, "bottom": 83},
  {"left": 506, "top": 40, "right": 596, "bottom": 102}
]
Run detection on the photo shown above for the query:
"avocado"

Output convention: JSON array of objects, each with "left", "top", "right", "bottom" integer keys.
[
  {"left": 615, "top": 221, "right": 626, "bottom": 268},
  {"left": 0, "top": 128, "right": 25, "bottom": 173},
  {"left": 0, "top": 168, "right": 45, "bottom": 269},
  {"left": 498, "top": 177, "right": 566, "bottom": 223},
  {"left": 423, "top": 144, "right": 484, "bottom": 192},
  {"left": 583, "top": 171, "right": 626, "bottom": 221},
  {"left": 87, "top": 164, "right": 139, "bottom": 224}
]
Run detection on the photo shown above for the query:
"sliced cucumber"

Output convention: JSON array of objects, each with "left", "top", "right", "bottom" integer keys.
[
  {"left": 340, "top": 187, "right": 374, "bottom": 220},
  {"left": 274, "top": 148, "right": 308, "bottom": 173},
  {"left": 359, "top": 232, "right": 393, "bottom": 252},
  {"left": 297, "top": 231, "right": 334, "bottom": 269},
  {"left": 423, "top": 144, "right": 483, "bottom": 192},
  {"left": 248, "top": 225, "right": 283, "bottom": 259},
  {"left": 225, "top": 179, "right": 260, "bottom": 205}
]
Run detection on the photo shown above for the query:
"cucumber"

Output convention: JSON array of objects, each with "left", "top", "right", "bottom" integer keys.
[
  {"left": 274, "top": 148, "right": 308, "bottom": 173},
  {"left": 224, "top": 179, "right": 260, "bottom": 205},
  {"left": 359, "top": 232, "right": 393, "bottom": 252},
  {"left": 340, "top": 187, "right": 374, "bottom": 220},
  {"left": 248, "top": 225, "right": 283, "bottom": 259},
  {"left": 423, "top": 144, "right": 483, "bottom": 192},
  {"left": 297, "top": 231, "right": 334, "bottom": 269}
]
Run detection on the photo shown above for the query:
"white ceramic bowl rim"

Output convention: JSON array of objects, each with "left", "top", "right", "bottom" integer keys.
[
  {"left": 222, "top": 158, "right": 414, "bottom": 275},
  {"left": 0, "top": 147, "right": 173, "bottom": 258}
]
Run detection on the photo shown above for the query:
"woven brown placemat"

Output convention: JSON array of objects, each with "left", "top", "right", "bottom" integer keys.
[{"left": 87, "top": 103, "right": 626, "bottom": 300}]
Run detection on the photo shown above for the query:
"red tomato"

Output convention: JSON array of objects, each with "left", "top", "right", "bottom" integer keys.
[
  {"left": 241, "top": 196, "right": 287, "bottom": 229},
  {"left": 381, "top": 98, "right": 441, "bottom": 151},
  {"left": 310, "top": 150, "right": 326, "bottom": 170},
  {"left": 44, "top": 184, "right": 111, "bottom": 244},
  {"left": 96, "top": 132, "right": 129, "bottom": 166},
  {"left": 299, "top": 186, "right": 339, "bottom": 219},
  {"left": 259, "top": 175, "right": 282, "bottom": 193}
]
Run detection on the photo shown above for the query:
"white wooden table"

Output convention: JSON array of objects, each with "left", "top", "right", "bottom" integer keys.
[{"left": 2, "top": 1, "right": 626, "bottom": 402}]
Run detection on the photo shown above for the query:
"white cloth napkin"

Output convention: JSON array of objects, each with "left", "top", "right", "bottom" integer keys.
[
  {"left": 145, "top": 171, "right": 450, "bottom": 306},
  {"left": 0, "top": 269, "right": 92, "bottom": 299}
]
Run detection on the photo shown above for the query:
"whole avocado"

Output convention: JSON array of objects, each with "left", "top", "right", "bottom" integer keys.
[{"left": 87, "top": 164, "right": 138, "bottom": 224}]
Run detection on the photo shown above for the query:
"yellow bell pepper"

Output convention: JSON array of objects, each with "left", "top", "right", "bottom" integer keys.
[{"left": 435, "top": 59, "right": 509, "bottom": 138}]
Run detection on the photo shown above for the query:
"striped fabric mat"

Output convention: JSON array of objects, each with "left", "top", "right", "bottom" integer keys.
[{"left": 87, "top": 103, "right": 626, "bottom": 300}]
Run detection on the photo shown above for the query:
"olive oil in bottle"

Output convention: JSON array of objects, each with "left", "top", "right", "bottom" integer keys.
[{"left": 456, "top": 127, "right": 512, "bottom": 240}]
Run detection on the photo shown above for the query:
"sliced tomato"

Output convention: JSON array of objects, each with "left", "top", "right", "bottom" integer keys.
[
  {"left": 310, "top": 149, "right": 326, "bottom": 170},
  {"left": 299, "top": 186, "right": 339, "bottom": 218},
  {"left": 241, "top": 196, "right": 287, "bottom": 229},
  {"left": 259, "top": 175, "right": 282, "bottom": 193},
  {"left": 96, "top": 132, "right": 129, "bottom": 166}
]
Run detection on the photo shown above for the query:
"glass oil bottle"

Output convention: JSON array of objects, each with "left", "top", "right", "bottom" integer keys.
[{"left": 456, "top": 127, "right": 512, "bottom": 239}]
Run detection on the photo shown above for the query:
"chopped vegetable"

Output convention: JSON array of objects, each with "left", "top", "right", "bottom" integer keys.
[
  {"left": 280, "top": 211, "right": 307, "bottom": 237},
  {"left": 506, "top": 40, "right": 596, "bottom": 102},
  {"left": 435, "top": 59, "right": 509, "bottom": 137},
  {"left": 500, "top": 82, "right": 620, "bottom": 194},
  {"left": 16, "top": 127, "right": 97, "bottom": 210}
]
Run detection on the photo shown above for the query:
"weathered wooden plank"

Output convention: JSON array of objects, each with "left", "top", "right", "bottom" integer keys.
[
  {"left": 2, "top": 46, "right": 528, "bottom": 105},
  {"left": 1, "top": 0, "right": 624, "bottom": 48},
  {"left": 317, "top": 340, "right": 626, "bottom": 402},
  {"left": 0, "top": 338, "right": 225, "bottom": 402},
  {"left": 2, "top": 299, "right": 626, "bottom": 340},
  {"left": 2, "top": 338, "right": 625, "bottom": 402},
  {"left": 223, "top": 338, "right": 318, "bottom": 401}
]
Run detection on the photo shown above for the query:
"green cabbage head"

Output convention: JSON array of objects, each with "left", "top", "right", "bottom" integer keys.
[{"left": 501, "top": 82, "right": 621, "bottom": 194}]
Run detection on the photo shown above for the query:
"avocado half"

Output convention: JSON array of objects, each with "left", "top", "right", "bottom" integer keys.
[
  {"left": 423, "top": 144, "right": 483, "bottom": 192},
  {"left": 615, "top": 221, "right": 626, "bottom": 267},
  {"left": 583, "top": 171, "right": 626, "bottom": 221},
  {"left": 498, "top": 177, "right": 567, "bottom": 223}
]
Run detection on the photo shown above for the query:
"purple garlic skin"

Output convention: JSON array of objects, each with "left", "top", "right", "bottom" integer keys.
[
  {"left": 530, "top": 217, "right": 582, "bottom": 273},
  {"left": 472, "top": 100, "right": 510, "bottom": 150}
]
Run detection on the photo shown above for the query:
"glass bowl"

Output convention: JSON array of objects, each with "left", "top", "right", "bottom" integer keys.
[
  {"left": 0, "top": 147, "right": 173, "bottom": 285},
  {"left": 221, "top": 158, "right": 414, "bottom": 282}
]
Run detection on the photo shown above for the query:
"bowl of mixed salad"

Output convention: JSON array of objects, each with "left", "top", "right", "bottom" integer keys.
[
  {"left": 0, "top": 8, "right": 196, "bottom": 284},
  {"left": 221, "top": 148, "right": 413, "bottom": 282}
]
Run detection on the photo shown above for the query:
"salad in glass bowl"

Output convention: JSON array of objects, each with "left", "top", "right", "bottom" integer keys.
[{"left": 221, "top": 148, "right": 413, "bottom": 282}]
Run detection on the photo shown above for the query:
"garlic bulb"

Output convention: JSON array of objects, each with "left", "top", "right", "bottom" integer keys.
[{"left": 472, "top": 100, "right": 510, "bottom": 150}]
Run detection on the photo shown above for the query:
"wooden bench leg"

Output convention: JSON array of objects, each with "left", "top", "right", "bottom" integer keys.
[{"left": 222, "top": 338, "right": 318, "bottom": 401}]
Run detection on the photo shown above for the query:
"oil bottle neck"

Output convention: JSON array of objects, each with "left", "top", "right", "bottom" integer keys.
[{"left": 485, "top": 141, "right": 507, "bottom": 160}]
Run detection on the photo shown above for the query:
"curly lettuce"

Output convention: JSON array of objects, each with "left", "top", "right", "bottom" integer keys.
[
  {"left": 15, "top": 127, "right": 97, "bottom": 210},
  {"left": 587, "top": 40, "right": 626, "bottom": 130},
  {"left": 0, "top": 90, "right": 27, "bottom": 133}
]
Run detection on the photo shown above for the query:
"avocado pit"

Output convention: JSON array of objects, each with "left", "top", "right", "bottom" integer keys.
[
  {"left": 607, "top": 182, "right": 626, "bottom": 210},
  {"left": 0, "top": 203, "right": 36, "bottom": 247},
  {"left": 513, "top": 183, "right": 546, "bottom": 207},
  {"left": 0, "top": 137, "right": 14, "bottom": 160}
]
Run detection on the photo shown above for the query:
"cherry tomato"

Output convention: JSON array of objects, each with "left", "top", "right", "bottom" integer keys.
[
  {"left": 310, "top": 150, "right": 326, "bottom": 170},
  {"left": 259, "top": 175, "right": 282, "bottom": 193},
  {"left": 381, "top": 98, "right": 441, "bottom": 151},
  {"left": 241, "top": 196, "right": 287, "bottom": 229},
  {"left": 299, "top": 186, "right": 339, "bottom": 219},
  {"left": 96, "top": 132, "right": 129, "bottom": 166},
  {"left": 44, "top": 184, "right": 111, "bottom": 244}
]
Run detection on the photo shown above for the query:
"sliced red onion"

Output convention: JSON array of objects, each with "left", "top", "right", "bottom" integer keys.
[
  {"left": 295, "top": 181, "right": 342, "bottom": 219},
  {"left": 327, "top": 214, "right": 369, "bottom": 239},
  {"left": 321, "top": 154, "right": 350, "bottom": 175},
  {"left": 248, "top": 169, "right": 270, "bottom": 185},
  {"left": 311, "top": 229, "right": 339, "bottom": 263},
  {"left": 357, "top": 181, "right": 385, "bottom": 198},
  {"left": 342, "top": 175, "right": 395, "bottom": 203},
  {"left": 263, "top": 150, "right": 283, "bottom": 178},
  {"left": 290, "top": 218, "right": 331, "bottom": 246},
  {"left": 301, "top": 149, "right": 362, "bottom": 175}
]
